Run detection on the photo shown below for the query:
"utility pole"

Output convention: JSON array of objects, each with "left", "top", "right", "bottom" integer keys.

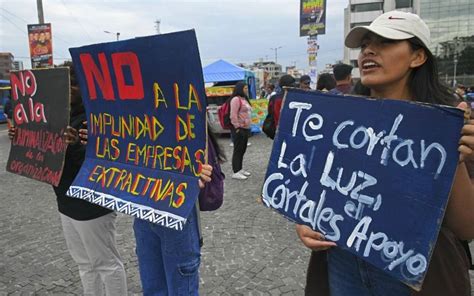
[
  {"left": 36, "top": 0, "right": 45, "bottom": 24},
  {"left": 453, "top": 54, "right": 458, "bottom": 87},
  {"left": 270, "top": 46, "right": 282, "bottom": 64},
  {"left": 155, "top": 20, "right": 161, "bottom": 34}
]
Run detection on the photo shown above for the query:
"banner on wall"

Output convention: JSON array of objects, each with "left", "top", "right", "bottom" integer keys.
[
  {"left": 300, "top": 0, "right": 327, "bottom": 36},
  {"left": 28, "top": 23, "right": 53, "bottom": 68},
  {"left": 67, "top": 30, "right": 207, "bottom": 231},
  {"left": 262, "top": 89, "right": 464, "bottom": 289},
  {"left": 6, "top": 68, "right": 70, "bottom": 186},
  {"left": 250, "top": 98, "right": 269, "bottom": 133}
]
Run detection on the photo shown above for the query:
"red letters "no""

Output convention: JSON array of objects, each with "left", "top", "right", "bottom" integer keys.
[{"left": 79, "top": 52, "right": 144, "bottom": 100}]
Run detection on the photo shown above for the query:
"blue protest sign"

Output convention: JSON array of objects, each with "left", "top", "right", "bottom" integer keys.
[
  {"left": 67, "top": 30, "right": 206, "bottom": 231},
  {"left": 261, "top": 89, "right": 464, "bottom": 289}
]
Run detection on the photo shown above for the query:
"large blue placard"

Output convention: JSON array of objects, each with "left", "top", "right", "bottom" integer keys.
[
  {"left": 261, "top": 89, "right": 464, "bottom": 289},
  {"left": 67, "top": 30, "right": 207, "bottom": 231}
]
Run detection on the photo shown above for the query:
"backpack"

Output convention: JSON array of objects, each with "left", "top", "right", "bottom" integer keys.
[
  {"left": 218, "top": 96, "right": 241, "bottom": 129},
  {"left": 198, "top": 138, "right": 225, "bottom": 211},
  {"left": 262, "top": 110, "right": 275, "bottom": 139},
  {"left": 263, "top": 94, "right": 280, "bottom": 139}
]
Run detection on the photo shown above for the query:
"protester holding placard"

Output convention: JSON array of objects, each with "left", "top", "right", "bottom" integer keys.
[
  {"left": 9, "top": 62, "right": 128, "bottom": 295},
  {"left": 296, "top": 11, "right": 474, "bottom": 296},
  {"left": 229, "top": 82, "right": 253, "bottom": 180},
  {"left": 132, "top": 129, "right": 222, "bottom": 295}
]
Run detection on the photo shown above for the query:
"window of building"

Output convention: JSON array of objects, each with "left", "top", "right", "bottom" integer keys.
[
  {"left": 396, "top": 0, "right": 413, "bottom": 9},
  {"left": 351, "top": 2, "right": 383, "bottom": 12}
]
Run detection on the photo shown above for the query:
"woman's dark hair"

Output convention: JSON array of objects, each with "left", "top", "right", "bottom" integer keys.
[
  {"left": 231, "top": 81, "right": 249, "bottom": 102},
  {"left": 207, "top": 126, "right": 226, "bottom": 162},
  {"left": 58, "top": 60, "right": 78, "bottom": 87},
  {"left": 316, "top": 73, "right": 336, "bottom": 91},
  {"left": 353, "top": 37, "right": 455, "bottom": 106},
  {"left": 57, "top": 61, "right": 84, "bottom": 114}
]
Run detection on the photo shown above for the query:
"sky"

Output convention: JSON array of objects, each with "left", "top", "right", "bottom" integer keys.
[{"left": 0, "top": 0, "right": 348, "bottom": 73}]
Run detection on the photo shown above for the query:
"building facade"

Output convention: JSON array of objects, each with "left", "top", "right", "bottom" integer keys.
[
  {"left": 0, "top": 53, "right": 14, "bottom": 80},
  {"left": 419, "top": 0, "right": 474, "bottom": 86},
  {"left": 286, "top": 66, "right": 304, "bottom": 79},
  {"left": 252, "top": 61, "right": 283, "bottom": 84},
  {"left": 12, "top": 61, "right": 24, "bottom": 71},
  {"left": 343, "top": 0, "right": 474, "bottom": 86}
]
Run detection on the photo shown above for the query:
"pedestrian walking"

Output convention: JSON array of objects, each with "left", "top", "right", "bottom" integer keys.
[
  {"left": 297, "top": 11, "right": 474, "bottom": 296},
  {"left": 229, "top": 81, "right": 252, "bottom": 180}
]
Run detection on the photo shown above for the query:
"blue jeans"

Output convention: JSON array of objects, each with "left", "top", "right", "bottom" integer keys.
[
  {"left": 133, "top": 208, "right": 201, "bottom": 296},
  {"left": 328, "top": 248, "right": 410, "bottom": 296}
]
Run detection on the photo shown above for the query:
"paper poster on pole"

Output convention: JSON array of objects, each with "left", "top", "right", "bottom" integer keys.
[
  {"left": 6, "top": 68, "right": 70, "bottom": 186},
  {"left": 67, "top": 30, "right": 207, "bottom": 231},
  {"left": 28, "top": 23, "right": 53, "bottom": 68},
  {"left": 262, "top": 89, "right": 464, "bottom": 289},
  {"left": 300, "top": 0, "right": 327, "bottom": 36}
]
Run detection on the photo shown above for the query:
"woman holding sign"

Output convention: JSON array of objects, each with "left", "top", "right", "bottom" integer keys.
[{"left": 297, "top": 11, "right": 474, "bottom": 296}]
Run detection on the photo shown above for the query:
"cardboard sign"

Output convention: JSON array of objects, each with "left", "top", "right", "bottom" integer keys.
[
  {"left": 28, "top": 23, "right": 53, "bottom": 68},
  {"left": 67, "top": 30, "right": 207, "bottom": 231},
  {"left": 261, "top": 89, "right": 464, "bottom": 289},
  {"left": 6, "top": 68, "right": 70, "bottom": 186}
]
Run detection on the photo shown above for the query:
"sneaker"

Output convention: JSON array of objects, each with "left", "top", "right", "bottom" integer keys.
[
  {"left": 247, "top": 142, "right": 251, "bottom": 146},
  {"left": 232, "top": 172, "right": 248, "bottom": 180},
  {"left": 240, "top": 170, "right": 251, "bottom": 176}
]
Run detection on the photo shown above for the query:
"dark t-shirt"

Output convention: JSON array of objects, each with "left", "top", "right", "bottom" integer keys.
[{"left": 54, "top": 109, "right": 112, "bottom": 221}]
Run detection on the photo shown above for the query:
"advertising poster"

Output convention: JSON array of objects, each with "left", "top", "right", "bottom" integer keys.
[
  {"left": 300, "top": 0, "right": 327, "bottom": 36},
  {"left": 262, "top": 89, "right": 464, "bottom": 289},
  {"left": 67, "top": 30, "right": 207, "bottom": 231},
  {"left": 28, "top": 23, "right": 53, "bottom": 68}
]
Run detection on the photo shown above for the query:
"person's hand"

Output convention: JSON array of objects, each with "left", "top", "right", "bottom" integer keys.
[
  {"left": 79, "top": 121, "right": 88, "bottom": 145},
  {"left": 8, "top": 126, "right": 16, "bottom": 140},
  {"left": 64, "top": 126, "right": 79, "bottom": 144},
  {"left": 457, "top": 102, "right": 474, "bottom": 162},
  {"left": 296, "top": 224, "right": 337, "bottom": 251},
  {"left": 198, "top": 164, "right": 213, "bottom": 189}
]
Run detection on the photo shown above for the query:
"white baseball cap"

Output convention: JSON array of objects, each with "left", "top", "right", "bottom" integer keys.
[{"left": 345, "top": 11, "right": 431, "bottom": 49}]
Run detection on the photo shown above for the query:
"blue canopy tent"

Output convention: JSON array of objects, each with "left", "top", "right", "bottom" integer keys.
[{"left": 203, "top": 59, "right": 256, "bottom": 99}]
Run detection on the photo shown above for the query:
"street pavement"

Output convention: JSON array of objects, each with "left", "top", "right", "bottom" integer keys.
[{"left": 0, "top": 124, "right": 473, "bottom": 295}]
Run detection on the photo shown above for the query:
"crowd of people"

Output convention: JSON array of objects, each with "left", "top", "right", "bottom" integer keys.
[{"left": 4, "top": 10, "right": 474, "bottom": 296}]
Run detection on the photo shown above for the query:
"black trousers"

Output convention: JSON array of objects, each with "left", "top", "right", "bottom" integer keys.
[{"left": 231, "top": 127, "right": 249, "bottom": 173}]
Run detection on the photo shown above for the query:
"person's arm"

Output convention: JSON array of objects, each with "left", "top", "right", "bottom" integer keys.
[
  {"left": 444, "top": 101, "right": 474, "bottom": 238},
  {"left": 445, "top": 103, "right": 474, "bottom": 239},
  {"left": 8, "top": 126, "right": 15, "bottom": 140},
  {"left": 445, "top": 163, "right": 474, "bottom": 239},
  {"left": 198, "top": 164, "right": 213, "bottom": 189},
  {"left": 230, "top": 96, "right": 241, "bottom": 129},
  {"left": 296, "top": 224, "right": 337, "bottom": 251}
]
